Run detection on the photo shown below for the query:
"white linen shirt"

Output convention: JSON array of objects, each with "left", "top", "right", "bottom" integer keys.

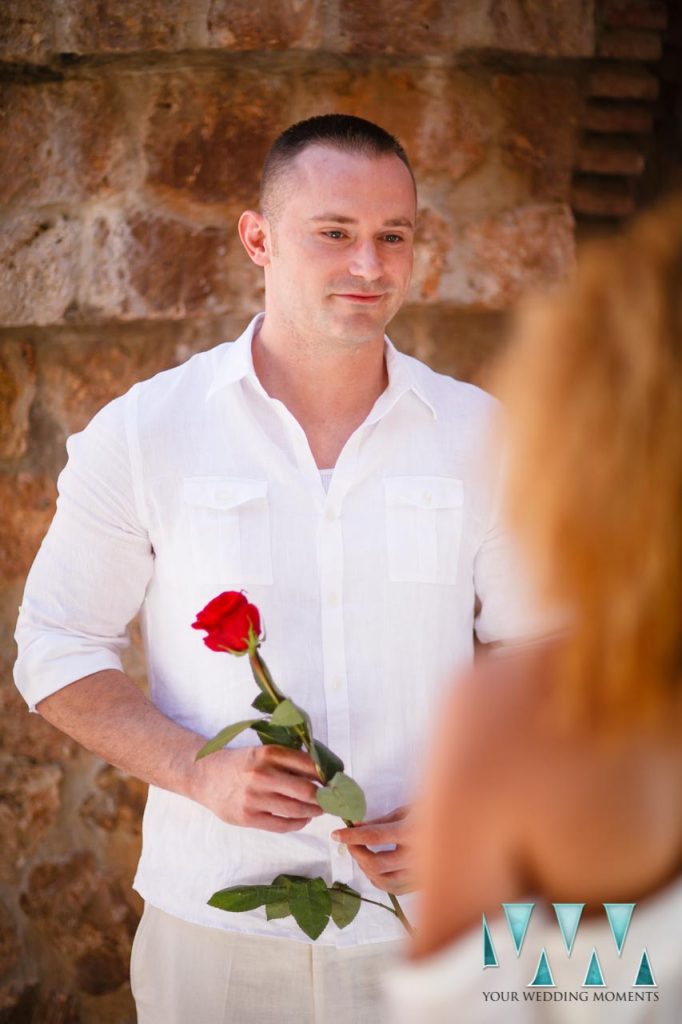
[{"left": 14, "top": 313, "right": 536, "bottom": 946}]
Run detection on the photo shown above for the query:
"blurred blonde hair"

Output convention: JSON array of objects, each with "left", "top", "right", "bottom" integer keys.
[{"left": 496, "top": 195, "right": 682, "bottom": 733}]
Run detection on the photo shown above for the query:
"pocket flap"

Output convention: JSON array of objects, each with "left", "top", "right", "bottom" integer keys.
[
  {"left": 384, "top": 476, "right": 463, "bottom": 510},
  {"left": 183, "top": 477, "right": 268, "bottom": 510}
]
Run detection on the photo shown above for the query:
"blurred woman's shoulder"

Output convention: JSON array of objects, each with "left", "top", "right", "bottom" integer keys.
[{"left": 450, "top": 640, "right": 682, "bottom": 905}]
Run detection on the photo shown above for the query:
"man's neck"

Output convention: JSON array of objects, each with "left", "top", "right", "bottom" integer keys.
[{"left": 252, "top": 315, "right": 389, "bottom": 468}]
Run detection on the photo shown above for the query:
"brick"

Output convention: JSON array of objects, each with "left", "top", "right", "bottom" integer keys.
[
  {"left": 453, "top": 203, "right": 576, "bottom": 310},
  {"left": 0, "top": 340, "right": 36, "bottom": 459},
  {"left": 598, "top": 28, "right": 663, "bottom": 61},
  {"left": 589, "top": 68, "right": 659, "bottom": 100},
  {"left": 143, "top": 69, "right": 291, "bottom": 210},
  {"left": 0, "top": 80, "right": 127, "bottom": 206},
  {"left": 0, "top": 213, "right": 82, "bottom": 327},
  {"left": 449, "top": 0, "right": 595, "bottom": 57},
  {"left": 578, "top": 139, "right": 646, "bottom": 174},
  {"left": 603, "top": 1, "right": 667, "bottom": 31},
  {"left": 79, "top": 211, "right": 261, "bottom": 321},
  {"left": 571, "top": 178, "right": 636, "bottom": 217},
  {"left": 583, "top": 101, "right": 654, "bottom": 134},
  {"left": 494, "top": 74, "right": 583, "bottom": 201},
  {"left": 207, "top": 0, "right": 322, "bottom": 50},
  {"left": 0, "top": 472, "right": 56, "bottom": 581}
]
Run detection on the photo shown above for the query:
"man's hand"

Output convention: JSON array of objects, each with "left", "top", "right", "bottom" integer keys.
[
  {"left": 331, "top": 806, "right": 415, "bottom": 894},
  {"left": 190, "top": 743, "right": 323, "bottom": 833}
]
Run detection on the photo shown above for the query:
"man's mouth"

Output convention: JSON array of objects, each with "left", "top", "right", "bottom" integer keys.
[{"left": 332, "top": 293, "right": 385, "bottom": 304}]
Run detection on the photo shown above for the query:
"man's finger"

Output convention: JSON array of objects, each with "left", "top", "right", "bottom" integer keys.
[{"left": 332, "top": 823, "right": 400, "bottom": 846}]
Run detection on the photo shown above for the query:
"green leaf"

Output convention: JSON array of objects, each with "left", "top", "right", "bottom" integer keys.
[
  {"left": 251, "top": 721, "right": 302, "bottom": 749},
  {"left": 311, "top": 740, "right": 344, "bottom": 783},
  {"left": 195, "top": 719, "right": 265, "bottom": 760},
  {"left": 288, "top": 878, "right": 332, "bottom": 941},
  {"left": 316, "top": 772, "right": 367, "bottom": 822},
  {"left": 329, "top": 883, "right": 362, "bottom": 929},
  {"left": 251, "top": 691, "right": 277, "bottom": 714},
  {"left": 265, "top": 900, "right": 291, "bottom": 921},
  {"left": 272, "top": 874, "right": 309, "bottom": 887},
  {"left": 208, "top": 884, "right": 287, "bottom": 913},
  {"left": 271, "top": 698, "right": 306, "bottom": 727}
]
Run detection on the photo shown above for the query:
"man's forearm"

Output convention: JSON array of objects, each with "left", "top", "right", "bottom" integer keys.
[
  {"left": 36, "top": 669, "right": 322, "bottom": 831},
  {"left": 37, "top": 669, "right": 203, "bottom": 799}
]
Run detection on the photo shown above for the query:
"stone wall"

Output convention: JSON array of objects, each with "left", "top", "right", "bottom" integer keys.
[{"left": 0, "top": 2, "right": 672, "bottom": 1021}]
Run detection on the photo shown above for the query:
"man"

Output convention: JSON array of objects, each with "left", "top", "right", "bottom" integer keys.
[{"left": 14, "top": 115, "right": 536, "bottom": 1022}]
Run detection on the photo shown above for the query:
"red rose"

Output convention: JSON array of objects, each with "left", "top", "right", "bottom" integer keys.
[{"left": 192, "top": 591, "right": 261, "bottom": 654}]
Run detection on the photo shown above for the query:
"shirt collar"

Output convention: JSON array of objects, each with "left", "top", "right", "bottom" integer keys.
[{"left": 206, "top": 312, "right": 437, "bottom": 419}]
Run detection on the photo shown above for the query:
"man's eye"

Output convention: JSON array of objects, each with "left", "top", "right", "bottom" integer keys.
[
  {"left": 382, "top": 234, "right": 404, "bottom": 244},
  {"left": 323, "top": 230, "right": 346, "bottom": 239}
]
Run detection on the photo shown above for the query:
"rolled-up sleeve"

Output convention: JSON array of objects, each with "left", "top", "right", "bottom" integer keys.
[{"left": 13, "top": 386, "right": 153, "bottom": 711}]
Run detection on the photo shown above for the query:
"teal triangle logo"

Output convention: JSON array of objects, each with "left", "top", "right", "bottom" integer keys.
[
  {"left": 633, "top": 948, "right": 657, "bottom": 987},
  {"left": 553, "top": 903, "right": 584, "bottom": 956},
  {"left": 528, "top": 948, "right": 555, "bottom": 987},
  {"left": 583, "top": 947, "right": 606, "bottom": 987},
  {"left": 604, "top": 903, "right": 635, "bottom": 955},
  {"left": 503, "top": 903, "right": 534, "bottom": 955},
  {"left": 482, "top": 914, "right": 498, "bottom": 968}
]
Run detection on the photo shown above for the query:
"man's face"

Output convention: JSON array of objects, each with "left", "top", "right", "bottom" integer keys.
[{"left": 263, "top": 145, "right": 416, "bottom": 346}]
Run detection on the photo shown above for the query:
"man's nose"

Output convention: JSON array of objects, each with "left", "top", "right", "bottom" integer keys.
[{"left": 347, "top": 240, "right": 382, "bottom": 280}]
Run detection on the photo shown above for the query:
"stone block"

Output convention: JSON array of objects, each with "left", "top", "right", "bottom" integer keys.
[
  {"left": 0, "top": 80, "right": 128, "bottom": 206},
  {"left": 0, "top": 0, "right": 56, "bottom": 62},
  {"left": 449, "top": 0, "right": 595, "bottom": 57},
  {"left": 0, "top": 753, "right": 62, "bottom": 874},
  {"left": 38, "top": 332, "right": 180, "bottom": 436},
  {"left": 20, "top": 851, "right": 138, "bottom": 977},
  {"left": 583, "top": 101, "right": 653, "bottom": 134},
  {"left": 335, "top": 0, "right": 452, "bottom": 54},
  {"left": 598, "top": 28, "right": 663, "bottom": 61},
  {"left": 494, "top": 74, "right": 583, "bottom": 201},
  {"left": 80, "top": 765, "right": 146, "bottom": 836},
  {"left": 207, "top": 0, "right": 322, "bottom": 49},
  {"left": 589, "top": 68, "right": 659, "bottom": 100},
  {"left": 0, "top": 339, "right": 36, "bottom": 459},
  {"left": 0, "top": 472, "right": 57, "bottom": 582},
  {"left": 0, "top": 212, "right": 82, "bottom": 327},
  {"left": 78, "top": 211, "right": 260, "bottom": 321},
  {"left": 390, "top": 304, "right": 509, "bottom": 387},
  {"left": 603, "top": 0, "right": 667, "bottom": 31},
  {"left": 289, "top": 66, "right": 495, "bottom": 186},
  {"left": 143, "top": 69, "right": 291, "bottom": 210},
  {"left": 451, "top": 203, "right": 576, "bottom": 310},
  {"left": 62, "top": 0, "right": 206, "bottom": 54}
]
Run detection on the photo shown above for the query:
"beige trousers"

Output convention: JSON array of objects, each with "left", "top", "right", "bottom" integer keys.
[{"left": 130, "top": 904, "right": 401, "bottom": 1024}]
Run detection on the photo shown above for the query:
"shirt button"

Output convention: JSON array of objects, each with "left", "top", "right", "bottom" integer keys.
[
  {"left": 337, "top": 844, "right": 347, "bottom": 856},
  {"left": 331, "top": 677, "right": 342, "bottom": 692},
  {"left": 423, "top": 493, "right": 432, "bottom": 505},
  {"left": 328, "top": 592, "right": 340, "bottom": 607},
  {"left": 324, "top": 507, "right": 338, "bottom": 522}
]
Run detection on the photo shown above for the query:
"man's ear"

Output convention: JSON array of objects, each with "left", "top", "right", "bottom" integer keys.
[{"left": 238, "top": 210, "right": 271, "bottom": 267}]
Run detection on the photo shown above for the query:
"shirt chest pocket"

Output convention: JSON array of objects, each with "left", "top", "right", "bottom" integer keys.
[
  {"left": 182, "top": 477, "right": 273, "bottom": 586},
  {"left": 384, "top": 476, "right": 463, "bottom": 585}
]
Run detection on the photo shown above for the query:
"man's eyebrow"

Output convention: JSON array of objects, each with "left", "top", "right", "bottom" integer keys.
[{"left": 309, "top": 213, "right": 414, "bottom": 229}]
